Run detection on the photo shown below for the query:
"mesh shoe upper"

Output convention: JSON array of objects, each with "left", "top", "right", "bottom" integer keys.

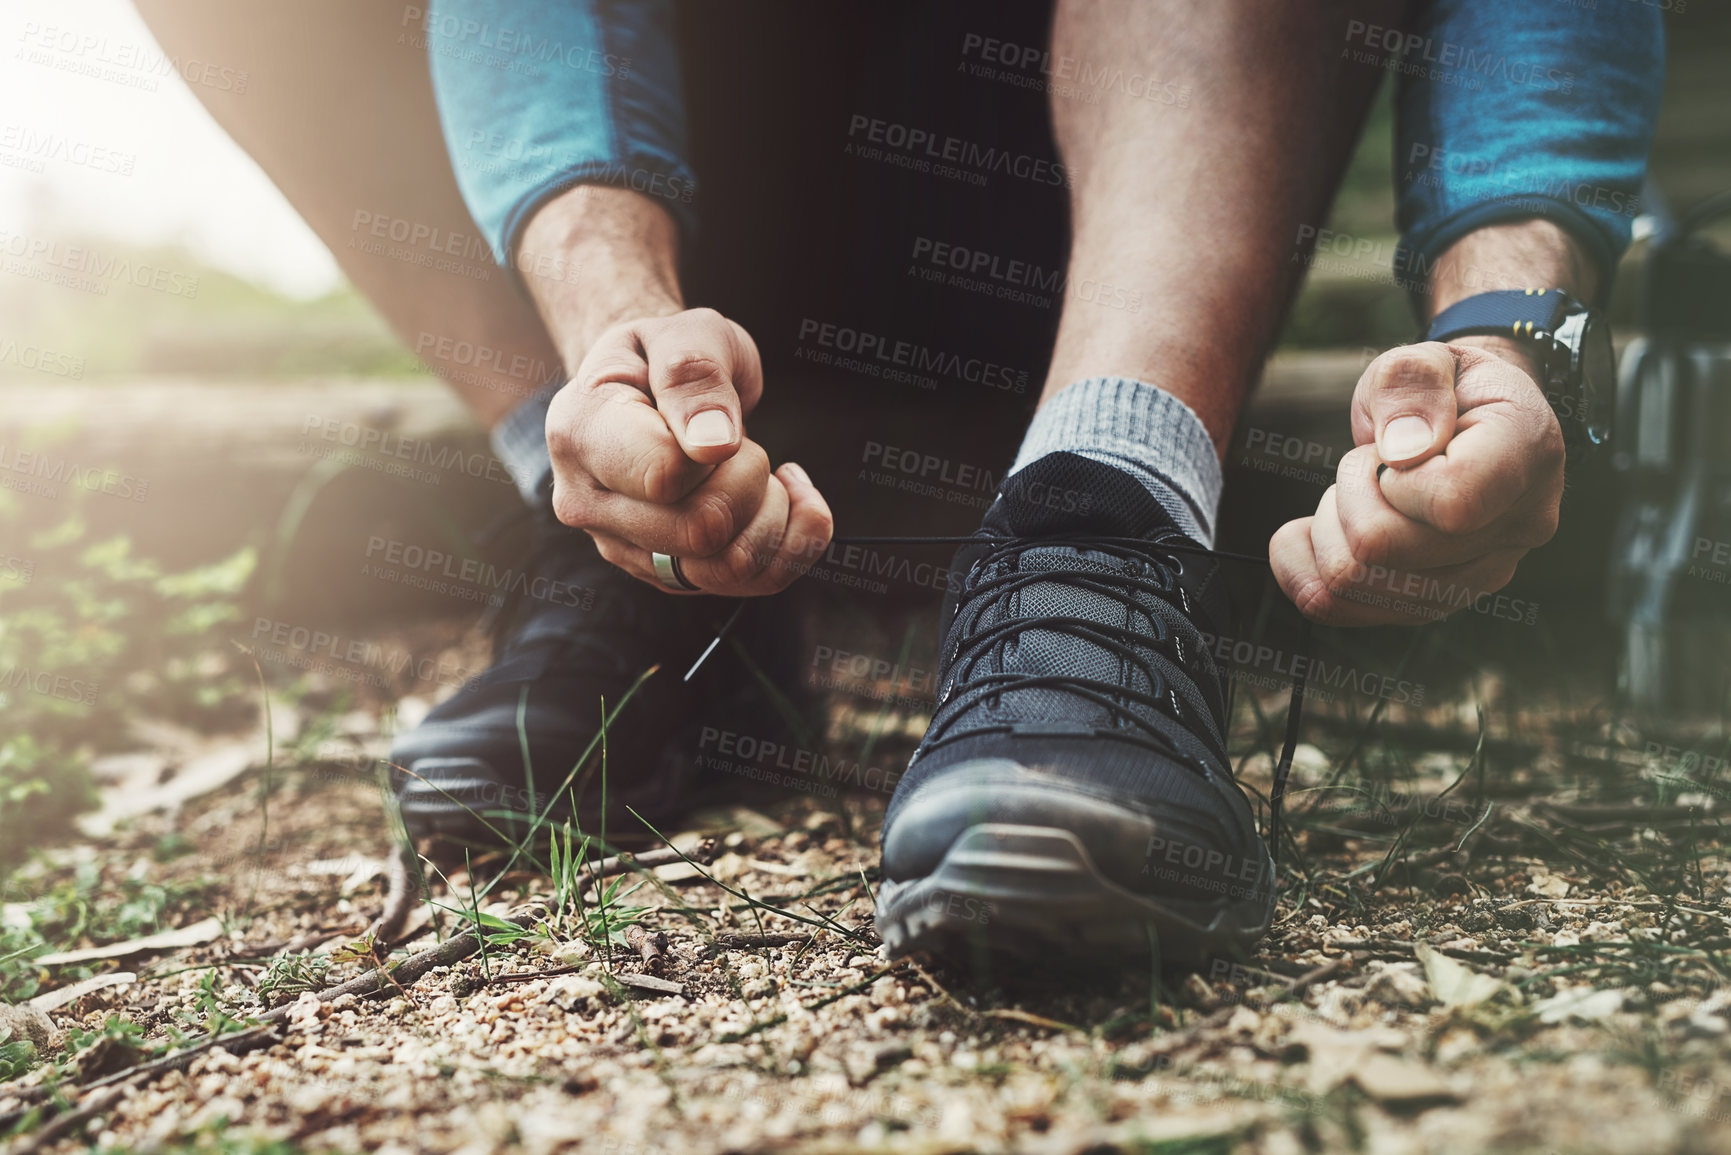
[
  {"left": 389, "top": 502, "right": 741, "bottom": 844},
  {"left": 881, "top": 452, "right": 1268, "bottom": 907}
]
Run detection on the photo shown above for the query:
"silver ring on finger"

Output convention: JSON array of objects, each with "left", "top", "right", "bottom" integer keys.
[{"left": 651, "top": 551, "right": 699, "bottom": 592}]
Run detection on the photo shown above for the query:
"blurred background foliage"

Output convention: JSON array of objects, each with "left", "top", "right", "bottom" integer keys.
[
  {"left": 0, "top": 512, "right": 256, "bottom": 867},
  {"left": 0, "top": 253, "right": 419, "bottom": 382}
]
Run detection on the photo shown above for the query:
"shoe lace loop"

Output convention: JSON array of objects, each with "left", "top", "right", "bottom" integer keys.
[{"left": 921, "top": 532, "right": 1209, "bottom": 766}]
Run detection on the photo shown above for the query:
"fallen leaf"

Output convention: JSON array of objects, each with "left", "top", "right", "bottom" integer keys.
[
  {"left": 1417, "top": 945, "right": 1503, "bottom": 1009},
  {"left": 616, "top": 972, "right": 684, "bottom": 996},
  {"left": 1366, "top": 963, "right": 1433, "bottom": 1008},
  {"left": 1351, "top": 1054, "right": 1458, "bottom": 1105},
  {"left": 687, "top": 806, "right": 782, "bottom": 840},
  {"left": 1687, "top": 990, "right": 1731, "bottom": 1037},
  {"left": 78, "top": 743, "right": 254, "bottom": 838},
  {"left": 744, "top": 858, "right": 803, "bottom": 877},
  {"left": 1527, "top": 871, "right": 1572, "bottom": 899},
  {"left": 651, "top": 860, "right": 705, "bottom": 883},
  {"left": 28, "top": 971, "right": 138, "bottom": 1012},
  {"left": 88, "top": 751, "right": 170, "bottom": 787},
  {"left": 385, "top": 902, "right": 437, "bottom": 946},
  {"left": 35, "top": 916, "right": 224, "bottom": 966},
  {"left": 1289, "top": 1022, "right": 1408, "bottom": 1093},
  {"left": 1532, "top": 987, "right": 1626, "bottom": 1024}
]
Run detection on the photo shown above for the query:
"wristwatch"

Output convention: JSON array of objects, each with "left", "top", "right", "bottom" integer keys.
[{"left": 1424, "top": 288, "right": 1614, "bottom": 457}]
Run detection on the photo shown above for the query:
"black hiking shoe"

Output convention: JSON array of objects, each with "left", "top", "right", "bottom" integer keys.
[
  {"left": 875, "top": 452, "right": 1273, "bottom": 970},
  {"left": 388, "top": 502, "right": 766, "bottom": 848}
]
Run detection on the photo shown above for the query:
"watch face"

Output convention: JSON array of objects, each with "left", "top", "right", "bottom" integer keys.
[
  {"left": 1577, "top": 311, "right": 1615, "bottom": 447},
  {"left": 1557, "top": 308, "right": 1613, "bottom": 448}
]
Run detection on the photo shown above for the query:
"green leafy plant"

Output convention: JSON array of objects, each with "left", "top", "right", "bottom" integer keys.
[
  {"left": 0, "top": 1026, "right": 35, "bottom": 1080},
  {"left": 176, "top": 971, "right": 254, "bottom": 1036},
  {"left": 0, "top": 928, "right": 44, "bottom": 1003},
  {"left": 0, "top": 863, "right": 220, "bottom": 1003},
  {"left": 26, "top": 861, "right": 217, "bottom": 951},
  {"left": 62, "top": 1015, "right": 151, "bottom": 1060},
  {"left": 92, "top": 1118, "right": 317, "bottom": 1155},
  {"left": 0, "top": 512, "right": 256, "bottom": 865},
  {"left": 581, "top": 875, "right": 650, "bottom": 948},
  {"left": 253, "top": 951, "right": 332, "bottom": 1004}
]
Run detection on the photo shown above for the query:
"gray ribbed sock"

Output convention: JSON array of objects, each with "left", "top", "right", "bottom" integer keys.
[
  {"left": 1011, "top": 376, "right": 1222, "bottom": 545},
  {"left": 489, "top": 385, "right": 560, "bottom": 507}
]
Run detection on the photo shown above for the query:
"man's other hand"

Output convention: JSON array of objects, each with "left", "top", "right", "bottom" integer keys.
[{"left": 1269, "top": 340, "right": 1564, "bottom": 625}]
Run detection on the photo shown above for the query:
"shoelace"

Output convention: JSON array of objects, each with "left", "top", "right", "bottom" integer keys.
[
  {"left": 916, "top": 532, "right": 1226, "bottom": 771},
  {"left": 474, "top": 504, "right": 1305, "bottom": 861},
  {"left": 692, "top": 531, "right": 1309, "bottom": 868}
]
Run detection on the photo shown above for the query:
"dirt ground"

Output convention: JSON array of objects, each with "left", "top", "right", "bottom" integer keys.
[{"left": 4, "top": 614, "right": 1731, "bottom": 1155}]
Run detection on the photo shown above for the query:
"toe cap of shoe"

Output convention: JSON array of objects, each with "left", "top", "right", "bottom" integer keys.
[{"left": 881, "top": 759, "right": 1267, "bottom": 906}]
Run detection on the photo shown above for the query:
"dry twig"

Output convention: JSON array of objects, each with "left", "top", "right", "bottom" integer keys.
[{"left": 626, "top": 926, "right": 668, "bottom": 975}]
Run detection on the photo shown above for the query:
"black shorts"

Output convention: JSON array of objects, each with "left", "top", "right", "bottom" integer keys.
[{"left": 674, "top": 1, "right": 1067, "bottom": 538}]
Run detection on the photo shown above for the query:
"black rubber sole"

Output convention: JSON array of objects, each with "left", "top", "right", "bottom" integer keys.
[{"left": 875, "top": 821, "right": 1275, "bottom": 972}]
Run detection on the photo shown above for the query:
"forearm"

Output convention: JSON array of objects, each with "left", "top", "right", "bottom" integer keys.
[
  {"left": 1428, "top": 219, "right": 1596, "bottom": 379},
  {"left": 518, "top": 186, "right": 685, "bottom": 373}
]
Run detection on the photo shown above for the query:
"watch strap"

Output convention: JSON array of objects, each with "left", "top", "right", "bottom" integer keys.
[{"left": 1425, "top": 288, "right": 1572, "bottom": 343}]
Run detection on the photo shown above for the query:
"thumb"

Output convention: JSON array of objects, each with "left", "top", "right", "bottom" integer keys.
[
  {"left": 642, "top": 310, "right": 763, "bottom": 467},
  {"left": 1352, "top": 342, "right": 1459, "bottom": 468}
]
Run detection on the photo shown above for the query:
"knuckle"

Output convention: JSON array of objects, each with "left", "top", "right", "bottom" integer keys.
[
  {"left": 551, "top": 483, "right": 595, "bottom": 530},
  {"left": 1335, "top": 463, "right": 1373, "bottom": 502},
  {"left": 660, "top": 352, "right": 729, "bottom": 393},
  {"left": 1307, "top": 527, "right": 1357, "bottom": 588},
  {"left": 579, "top": 351, "right": 647, "bottom": 391},
  {"left": 1318, "top": 549, "right": 1361, "bottom": 594},
  {"left": 723, "top": 538, "right": 769, "bottom": 589},
  {"left": 807, "top": 506, "right": 836, "bottom": 550},
  {"left": 1427, "top": 478, "right": 1486, "bottom": 535},
  {"left": 1535, "top": 415, "right": 1567, "bottom": 470},
  {"left": 760, "top": 563, "right": 798, "bottom": 594},
  {"left": 1489, "top": 556, "right": 1522, "bottom": 590},
  {"left": 1518, "top": 505, "right": 1560, "bottom": 549},
  {"left": 1470, "top": 559, "right": 1519, "bottom": 600},
  {"left": 635, "top": 448, "right": 690, "bottom": 505},
  {"left": 592, "top": 535, "right": 630, "bottom": 569},
  {"left": 727, "top": 317, "right": 758, "bottom": 355},
  {"left": 781, "top": 522, "right": 827, "bottom": 563},
  {"left": 736, "top": 440, "right": 771, "bottom": 479},
  {"left": 545, "top": 420, "right": 580, "bottom": 467},
  {"left": 1372, "top": 343, "right": 1452, "bottom": 393},
  {"left": 1290, "top": 575, "right": 1337, "bottom": 622},
  {"left": 594, "top": 318, "right": 635, "bottom": 344},
  {"left": 678, "top": 495, "right": 735, "bottom": 557},
  {"left": 1340, "top": 508, "right": 1395, "bottom": 567}
]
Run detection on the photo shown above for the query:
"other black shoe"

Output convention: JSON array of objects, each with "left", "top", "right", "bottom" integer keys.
[
  {"left": 389, "top": 503, "right": 752, "bottom": 848},
  {"left": 875, "top": 452, "right": 1274, "bottom": 970}
]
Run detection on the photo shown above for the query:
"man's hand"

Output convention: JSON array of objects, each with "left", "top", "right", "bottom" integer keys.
[
  {"left": 546, "top": 306, "right": 833, "bottom": 596},
  {"left": 1269, "top": 339, "right": 1564, "bottom": 625}
]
